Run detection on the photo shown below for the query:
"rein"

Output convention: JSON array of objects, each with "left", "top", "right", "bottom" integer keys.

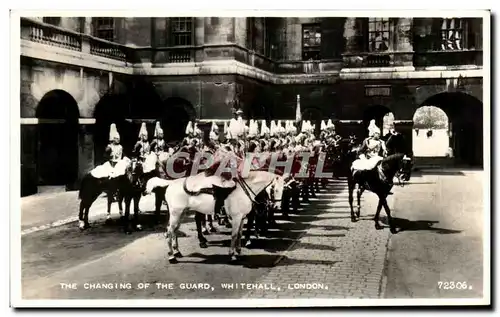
[{"left": 237, "top": 176, "right": 276, "bottom": 205}]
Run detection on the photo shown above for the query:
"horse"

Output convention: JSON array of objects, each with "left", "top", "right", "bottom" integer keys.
[
  {"left": 145, "top": 170, "right": 286, "bottom": 263},
  {"left": 78, "top": 157, "right": 145, "bottom": 233},
  {"left": 347, "top": 153, "right": 413, "bottom": 233}
]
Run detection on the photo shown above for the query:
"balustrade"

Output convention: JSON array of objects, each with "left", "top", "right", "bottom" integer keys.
[{"left": 21, "top": 18, "right": 81, "bottom": 51}]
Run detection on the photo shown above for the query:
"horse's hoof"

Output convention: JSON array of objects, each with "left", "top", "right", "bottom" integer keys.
[
  {"left": 136, "top": 224, "right": 143, "bottom": 231},
  {"left": 375, "top": 223, "right": 383, "bottom": 230},
  {"left": 390, "top": 227, "right": 398, "bottom": 234},
  {"left": 173, "top": 251, "right": 183, "bottom": 258},
  {"left": 168, "top": 257, "right": 179, "bottom": 264},
  {"left": 230, "top": 255, "right": 239, "bottom": 262},
  {"left": 351, "top": 217, "right": 357, "bottom": 223},
  {"left": 202, "top": 229, "right": 209, "bottom": 235},
  {"left": 209, "top": 226, "right": 217, "bottom": 233}
]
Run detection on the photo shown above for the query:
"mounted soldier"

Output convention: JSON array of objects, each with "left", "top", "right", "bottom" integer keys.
[
  {"left": 351, "top": 119, "right": 393, "bottom": 191},
  {"left": 150, "top": 121, "right": 166, "bottom": 155},
  {"left": 353, "top": 120, "right": 387, "bottom": 169},
  {"left": 133, "top": 122, "right": 151, "bottom": 162},
  {"left": 89, "top": 123, "right": 128, "bottom": 180}
]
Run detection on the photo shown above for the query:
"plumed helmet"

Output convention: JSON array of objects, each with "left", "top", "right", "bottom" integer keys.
[
  {"left": 368, "top": 119, "right": 380, "bottom": 136},
  {"left": 260, "top": 120, "right": 269, "bottom": 136},
  {"left": 154, "top": 121, "right": 163, "bottom": 138},
  {"left": 138, "top": 122, "right": 148, "bottom": 139},
  {"left": 109, "top": 123, "right": 120, "bottom": 141},
  {"left": 185, "top": 121, "right": 194, "bottom": 135}
]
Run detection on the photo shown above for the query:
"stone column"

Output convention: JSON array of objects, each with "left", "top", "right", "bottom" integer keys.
[
  {"left": 343, "top": 17, "right": 360, "bottom": 53},
  {"left": 393, "top": 120, "right": 414, "bottom": 155},
  {"left": 395, "top": 18, "right": 414, "bottom": 67},
  {"left": 76, "top": 124, "right": 95, "bottom": 190},
  {"left": 83, "top": 17, "right": 92, "bottom": 35}
]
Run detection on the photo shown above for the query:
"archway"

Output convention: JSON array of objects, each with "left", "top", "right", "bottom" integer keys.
[
  {"left": 93, "top": 93, "right": 130, "bottom": 164},
  {"left": 412, "top": 106, "right": 450, "bottom": 157},
  {"left": 161, "top": 97, "right": 196, "bottom": 142},
  {"left": 36, "top": 89, "right": 79, "bottom": 188},
  {"left": 363, "top": 105, "right": 391, "bottom": 137},
  {"left": 415, "top": 92, "right": 483, "bottom": 167}
]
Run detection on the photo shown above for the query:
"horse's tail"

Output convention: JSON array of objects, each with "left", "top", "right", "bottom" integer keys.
[{"left": 145, "top": 177, "right": 172, "bottom": 194}]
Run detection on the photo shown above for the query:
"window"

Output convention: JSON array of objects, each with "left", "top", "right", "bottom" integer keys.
[
  {"left": 171, "top": 17, "right": 193, "bottom": 46},
  {"left": 368, "top": 18, "right": 390, "bottom": 52},
  {"left": 93, "top": 17, "right": 114, "bottom": 42},
  {"left": 43, "top": 17, "right": 61, "bottom": 26},
  {"left": 302, "top": 24, "right": 321, "bottom": 61},
  {"left": 440, "top": 18, "right": 463, "bottom": 51}
]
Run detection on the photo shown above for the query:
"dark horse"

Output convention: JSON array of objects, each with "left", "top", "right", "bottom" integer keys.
[
  {"left": 347, "top": 153, "right": 413, "bottom": 233},
  {"left": 78, "top": 158, "right": 145, "bottom": 234}
]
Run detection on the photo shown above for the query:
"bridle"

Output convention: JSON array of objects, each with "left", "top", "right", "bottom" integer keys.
[{"left": 394, "top": 155, "right": 413, "bottom": 187}]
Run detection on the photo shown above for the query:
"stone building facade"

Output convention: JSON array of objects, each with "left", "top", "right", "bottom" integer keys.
[{"left": 19, "top": 16, "right": 485, "bottom": 195}]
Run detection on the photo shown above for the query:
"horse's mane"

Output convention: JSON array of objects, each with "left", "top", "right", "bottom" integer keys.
[{"left": 381, "top": 153, "right": 405, "bottom": 164}]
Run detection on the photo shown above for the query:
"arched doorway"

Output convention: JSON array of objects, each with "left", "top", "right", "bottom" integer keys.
[
  {"left": 412, "top": 106, "right": 450, "bottom": 157},
  {"left": 161, "top": 98, "right": 196, "bottom": 142},
  {"left": 363, "top": 105, "right": 391, "bottom": 137},
  {"left": 415, "top": 92, "right": 483, "bottom": 167},
  {"left": 302, "top": 107, "right": 323, "bottom": 135},
  {"left": 36, "top": 89, "right": 79, "bottom": 189},
  {"left": 93, "top": 93, "right": 130, "bottom": 164}
]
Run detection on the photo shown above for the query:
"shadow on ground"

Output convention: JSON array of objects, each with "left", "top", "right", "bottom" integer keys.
[{"left": 379, "top": 216, "right": 462, "bottom": 234}]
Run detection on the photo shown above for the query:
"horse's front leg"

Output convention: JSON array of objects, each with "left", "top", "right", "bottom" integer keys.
[
  {"left": 195, "top": 212, "right": 208, "bottom": 248},
  {"left": 78, "top": 201, "right": 89, "bottom": 230},
  {"left": 171, "top": 209, "right": 185, "bottom": 259},
  {"left": 244, "top": 210, "right": 255, "bottom": 248},
  {"left": 374, "top": 199, "right": 384, "bottom": 230},
  {"left": 348, "top": 178, "right": 356, "bottom": 222},
  {"left": 235, "top": 216, "right": 246, "bottom": 257},
  {"left": 106, "top": 192, "right": 113, "bottom": 221},
  {"left": 166, "top": 209, "right": 181, "bottom": 264},
  {"left": 133, "top": 194, "right": 142, "bottom": 231},
  {"left": 381, "top": 198, "right": 397, "bottom": 234},
  {"left": 356, "top": 187, "right": 364, "bottom": 218},
  {"left": 118, "top": 192, "right": 124, "bottom": 217}
]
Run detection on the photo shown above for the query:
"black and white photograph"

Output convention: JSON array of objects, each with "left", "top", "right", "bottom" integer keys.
[{"left": 11, "top": 10, "right": 490, "bottom": 307}]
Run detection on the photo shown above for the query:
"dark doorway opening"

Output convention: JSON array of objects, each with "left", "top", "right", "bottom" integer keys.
[
  {"left": 161, "top": 98, "right": 196, "bottom": 143},
  {"left": 35, "top": 90, "right": 80, "bottom": 188}
]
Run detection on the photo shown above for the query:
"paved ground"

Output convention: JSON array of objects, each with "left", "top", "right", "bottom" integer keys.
[
  {"left": 384, "top": 169, "right": 485, "bottom": 299},
  {"left": 20, "top": 179, "right": 392, "bottom": 300},
  {"left": 20, "top": 169, "right": 486, "bottom": 301}
]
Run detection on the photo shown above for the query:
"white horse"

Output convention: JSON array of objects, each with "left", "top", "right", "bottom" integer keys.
[{"left": 145, "top": 170, "right": 286, "bottom": 263}]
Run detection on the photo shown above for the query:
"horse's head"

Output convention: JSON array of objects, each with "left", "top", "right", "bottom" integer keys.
[
  {"left": 398, "top": 154, "right": 413, "bottom": 182},
  {"left": 382, "top": 153, "right": 413, "bottom": 184},
  {"left": 266, "top": 174, "right": 287, "bottom": 210},
  {"left": 127, "top": 158, "right": 145, "bottom": 189}
]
